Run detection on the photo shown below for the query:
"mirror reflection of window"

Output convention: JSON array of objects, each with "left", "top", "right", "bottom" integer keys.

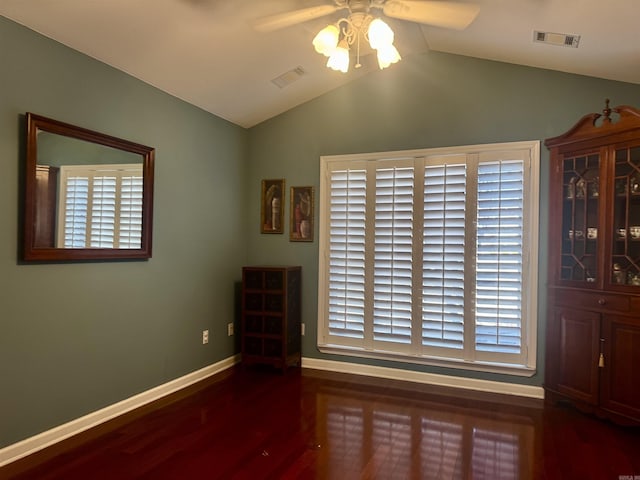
[
  {"left": 25, "top": 113, "right": 154, "bottom": 261},
  {"left": 57, "top": 164, "right": 143, "bottom": 248}
]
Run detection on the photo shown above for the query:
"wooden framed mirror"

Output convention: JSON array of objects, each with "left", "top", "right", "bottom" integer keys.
[{"left": 23, "top": 113, "right": 155, "bottom": 261}]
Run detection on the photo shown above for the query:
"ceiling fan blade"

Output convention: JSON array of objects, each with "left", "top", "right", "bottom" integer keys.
[
  {"left": 383, "top": 1, "right": 480, "bottom": 30},
  {"left": 253, "top": 5, "right": 340, "bottom": 32}
]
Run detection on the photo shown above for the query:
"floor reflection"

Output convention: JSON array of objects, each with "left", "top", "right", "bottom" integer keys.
[
  {"left": 8, "top": 368, "right": 638, "bottom": 479},
  {"left": 316, "top": 389, "right": 534, "bottom": 479}
]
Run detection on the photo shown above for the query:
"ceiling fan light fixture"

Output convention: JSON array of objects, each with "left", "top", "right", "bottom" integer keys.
[
  {"left": 367, "top": 18, "right": 394, "bottom": 49},
  {"left": 376, "top": 43, "right": 401, "bottom": 69},
  {"left": 327, "top": 39, "right": 350, "bottom": 73},
  {"left": 258, "top": 0, "right": 480, "bottom": 74},
  {"left": 312, "top": 24, "right": 340, "bottom": 56}
]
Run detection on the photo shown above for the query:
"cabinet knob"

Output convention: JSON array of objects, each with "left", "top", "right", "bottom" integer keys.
[{"left": 598, "top": 298, "right": 606, "bottom": 306}]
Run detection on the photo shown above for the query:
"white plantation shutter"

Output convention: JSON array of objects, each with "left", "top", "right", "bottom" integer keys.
[
  {"left": 58, "top": 164, "right": 143, "bottom": 249},
  {"left": 475, "top": 159, "right": 524, "bottom": 356},
  {"left": 319, "top": 142, "right": 538, "bottom": 374},
  {"left": 90, "top": 176, "right": 117, "bottom": 247},
  {"left": 119, "top": 176, "right": 144, "bottom": 248},
  {"left": 63, "top": 177, "right": 89, "bottom": 247},
  {"left": 327, "top": 168, "right": 367, "bottom": 341},
  {"left": 374, "top": 166, "right": 414, "bottom": 345},
  {"left": 422, "top": 162, "right": 466, "bottom": 351}
]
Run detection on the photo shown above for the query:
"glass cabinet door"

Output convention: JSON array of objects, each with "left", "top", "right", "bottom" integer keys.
[
  {"left": 560, "top": 154, "right": 600, "bottom": 283},
  {"left": 612, "top": 145, "right": 640, "bottom": 287}
]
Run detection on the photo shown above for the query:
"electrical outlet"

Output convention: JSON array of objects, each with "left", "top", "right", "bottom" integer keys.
[
  {"left": 227, "top": 323, "right": 234, "bottom": 336},
  {"left": 301, "top": 323, "right": 305, "bottom": 336},
  {"left": 202, "top": 330, "right": 209, "bottom": 344}
]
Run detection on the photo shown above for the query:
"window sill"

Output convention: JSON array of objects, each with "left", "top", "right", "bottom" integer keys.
[{"left": 318, "top": 343, "right": 537, "bottom": 378}]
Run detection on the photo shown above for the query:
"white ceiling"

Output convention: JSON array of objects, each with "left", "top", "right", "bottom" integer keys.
[{"left": 1, "top": 0, "right": 638, "bottom": 128}]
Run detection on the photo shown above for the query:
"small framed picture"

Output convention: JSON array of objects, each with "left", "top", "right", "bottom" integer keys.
[
  {"left": 261, "top": 179, "right": 285, "bottom": 234},
  {"left": 290, "top": 186, "right": 314, "bottom": 242}
]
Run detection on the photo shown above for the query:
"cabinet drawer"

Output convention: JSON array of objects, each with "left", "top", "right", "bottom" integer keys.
[{"left": 554, "top": 290, "right": 629, "bottom": 313}]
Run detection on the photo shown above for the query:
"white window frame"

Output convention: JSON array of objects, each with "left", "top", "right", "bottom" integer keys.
[
  {"left": 56, "top": 164, "right": 144, "bottom": 249},
  {"left": 318, "top": 141, "right": 540, "bottom": 376}
]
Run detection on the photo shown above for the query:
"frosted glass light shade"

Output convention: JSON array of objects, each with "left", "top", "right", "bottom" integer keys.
[
  {"left": 327, "top": 40, "right": 350, "bottom": 73},
  {"left": 312, "top": 24, "right": 339, "bottom": 56},
  {"left": 368, "top": 18, "right": 394, "bottom": 50},
  {"left": 377, "top": 43, "right": 401, "bottom": 69}
]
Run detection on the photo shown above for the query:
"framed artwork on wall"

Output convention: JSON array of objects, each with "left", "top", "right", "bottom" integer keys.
[
  {"left": 290, "top": 186, "right": 314, "bottom": 242},
  {"left": 261, "top": 179, "right": 285, "bottom": 234}
]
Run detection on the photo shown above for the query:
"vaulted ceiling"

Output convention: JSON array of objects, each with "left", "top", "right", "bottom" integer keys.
[{"left": 1, "top": 0, "right": 638, "bottom": 128}]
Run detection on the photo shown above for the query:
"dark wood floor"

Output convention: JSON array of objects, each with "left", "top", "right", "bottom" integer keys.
[{"left": 3, "top": 366, "right": 640, "bottom": 479}]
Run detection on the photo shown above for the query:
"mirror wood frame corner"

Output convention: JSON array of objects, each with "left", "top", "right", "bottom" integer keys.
[{"left": 23, "top": 112, "right": 155, "bottom": 261}]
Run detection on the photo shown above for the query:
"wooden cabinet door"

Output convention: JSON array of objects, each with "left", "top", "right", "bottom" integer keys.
[
  {"left": 600, "top": 316, "right": 640, "bottom": 420},
  {"left": 551, "top": 307, "right": 601, "bottom": 405}
]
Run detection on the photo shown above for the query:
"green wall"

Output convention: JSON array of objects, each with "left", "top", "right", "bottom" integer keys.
[
  {"left": 247, "top": 51, "right": 640, "bottom": 386},
  {"left": 0, "top": 17, "right": 248, "bottom": 448},
  {"left": 3, "top": 11, "right": 640, "bottom": 452}
]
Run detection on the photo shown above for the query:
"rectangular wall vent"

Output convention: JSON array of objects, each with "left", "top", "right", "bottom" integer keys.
[
  {"left": 533, "top": 31, "right": 580, "bottom": 48},
  {"left": 271, "top": 66, "right": 306, "bottom": 89}
]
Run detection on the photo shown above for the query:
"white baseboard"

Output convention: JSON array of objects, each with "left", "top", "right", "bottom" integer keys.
[
  {"left": 0, "top": 354, "right": 241, "bottom": 468},
  {"left": 301, "top": 357, "right": 545, "bottom": 400}
]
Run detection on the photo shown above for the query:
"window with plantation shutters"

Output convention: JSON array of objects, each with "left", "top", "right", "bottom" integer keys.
[
  {"left": 57, "top": 164, "right": 144, "bottom": 249},
  {"left": 318, "top": 141, "right": 539, "bottom": 375}
]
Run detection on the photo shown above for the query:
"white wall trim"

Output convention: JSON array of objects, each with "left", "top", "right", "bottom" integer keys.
[
  {"left": 0, "top": 354, "right": 241, "bottom": 468},
  {"left": 301, "top": 357, "right": 545, "bottom": 400}
]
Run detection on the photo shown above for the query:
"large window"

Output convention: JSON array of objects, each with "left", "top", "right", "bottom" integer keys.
[
  {"left": 57, "top": 164, "right": 143, "bottom": 248},
  {"left": 318, "top": 141, "right": 540, "bottom": 375}
]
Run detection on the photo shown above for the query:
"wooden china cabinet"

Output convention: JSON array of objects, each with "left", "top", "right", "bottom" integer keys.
[{"left": 545, "top": 100, "right": 640, "bottom": 424}]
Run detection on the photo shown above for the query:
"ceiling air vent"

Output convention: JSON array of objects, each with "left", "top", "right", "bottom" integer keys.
[
  {"left": 271, "top": 66, "right": 306, "bottom": 89},
  {"left": 534, "top": 31, "right": 580, "bottom": 48}
]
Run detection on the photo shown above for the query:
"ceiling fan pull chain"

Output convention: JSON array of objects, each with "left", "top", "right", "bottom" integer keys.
[{"left": 355, "top": 30, "right": 362, "bottom": 68}]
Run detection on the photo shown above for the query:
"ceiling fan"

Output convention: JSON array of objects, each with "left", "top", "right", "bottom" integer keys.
[
  {"left": 254, "top": 0, "right": 480, "bottom": 33},
  {"left": 252, "top": 0, "right": 480, "bottom": 72}
]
